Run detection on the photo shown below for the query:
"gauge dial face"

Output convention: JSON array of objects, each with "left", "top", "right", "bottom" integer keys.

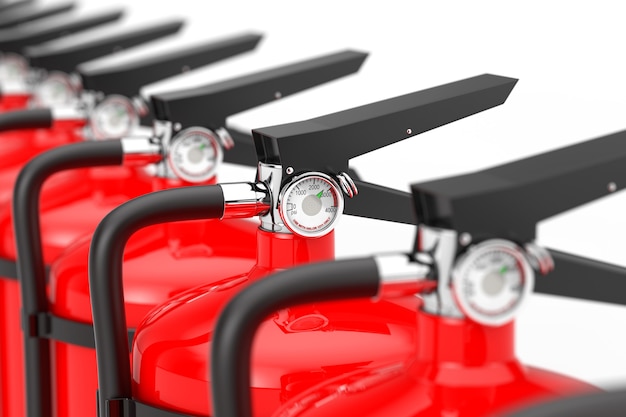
[
  {"left": 279, "top": 173, "right": 344, "bottom": 238},
  {"left": 167, "top": 127, "right": 223, "bottom": 183},
  {"left": 452, "top": 239, "right": 533, "bottom": 326},
  {"left": 33, "top": 72, "right": 76, "bottom": 107},
  {"left": 0, "top": 53, "right": 29, "bottom": 83},
  {"left": 90, "top": 95, "right": 138, "bottom": 140}
]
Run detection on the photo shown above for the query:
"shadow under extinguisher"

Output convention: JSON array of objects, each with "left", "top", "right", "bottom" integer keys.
[
  {"left": 13, "top": 50, "right": 369, "bottom": 417},
  {"left": 210, "top": 125, "right": 626, "bottom": 417},
  {"left": 88, "top": 73, "right": 518, "bottom": 417}
]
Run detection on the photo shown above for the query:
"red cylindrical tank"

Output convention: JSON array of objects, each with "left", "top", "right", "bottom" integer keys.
[
  {"left": 0, "top": 162, "right": 154, "bottom": 417},
  {"left": 269, "top": 311, "right": 598, "bottom": 417},
  {"left": 130, "top": 229, "right": 420, "bottom": 416}
]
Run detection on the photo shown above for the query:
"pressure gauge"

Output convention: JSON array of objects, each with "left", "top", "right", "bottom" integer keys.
[
  {"left": 278, "top": 173, "right": 344, "bottom": 238},
  {"left": 451, "top": 239, "right": 534, "bottom": 326},
  {"left": 167, "top": 127, "right": 223, "bottom": 183},
  {"left": 90, "top": 95, "right": 139, "bottom": 140},
  {"left": 0, "top": 53, "right": 29, "bottom": 83},
  {"left": 33, "top": 72, "right": 77, "bottom": 107}
]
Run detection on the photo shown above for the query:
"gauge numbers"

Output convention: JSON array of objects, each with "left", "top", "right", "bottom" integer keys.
[
  {"left": 167, "top": 127, "right": 223, "bottom": 183},
  {"left": 452, "top": 239, "right": 534, "bottom": 326},
  {"left": 279, "top": 173, "right": 344, "bottom": 238}
]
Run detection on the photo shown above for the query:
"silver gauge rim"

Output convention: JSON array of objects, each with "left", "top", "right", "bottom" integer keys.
[
  {"left": 167, "top": 127, "right": 223, "bottom": 183},
  {"left": 451, "top": 239, "right": 534, "bottom": 327},
  {"left": 89, "top": 94, "right": 139, "bottom": 140},
  {"left": 33, "top": 71, "right": 78, "bottom": 107},
  {"left": 278, "top": 172, "right": 344, "bottom": 238},
  {"left": 0, "top": 52, "right": 29, "bottom": 82}
]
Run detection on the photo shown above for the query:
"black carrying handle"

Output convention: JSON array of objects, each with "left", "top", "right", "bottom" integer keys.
[
  {"left": 151, "top": 49, "right": 368, "bottom": 130},
  {"left": 0, "top": 1, "right": 75, "bottom": 30},
  {"left": 0, "top": 8, "right": 124, "bottom": 53},
  {"left": 411, "top": 128, "right": 626, "bottom": 242},
  {"left": 498, "top": 389, "right": 626, "bottom": 417},
  {"left": 89, "top": 186, "right": 226, "bottom": 417},
  {"left": 78, "top": 32, "right": 263, "bottom": 98},
  {"left": 13, "top": 140, "right": 124, "bottom": 417},
  {"left": 0, "top": 108, "right": 52, "bottom": 132},
  {"left": 252, "top": 74, "right": 517, "bottom": 171},
  {"left": 211, "top": 257, "right": 381, "bottom": 417},
  {"left": 24, "top": 19, "right": 185, "bottom": 73}
]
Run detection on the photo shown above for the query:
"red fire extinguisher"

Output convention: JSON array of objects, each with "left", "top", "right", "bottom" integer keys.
[
  {"left": 210, "top": 128, "right": 626, "bottom": 417},
  {"left": 1, "top": 33, "right": 269, "bottom": 417},
  {"left": 87, "top": 73, "right": 518, "bottom": 417},
  {"left": 0, "top": 8, "right": 125, "bottom": 111},
  {"left": 0, "top": 18, "right": 186, "bottom": 199},
  {"left": 11, "top": 50, "right": 367, "bottom": 417}
]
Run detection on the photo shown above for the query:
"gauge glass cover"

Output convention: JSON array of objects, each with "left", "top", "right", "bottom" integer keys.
[
  {"left": 167, "top": 127, "right": 223, "bottom": 183},
  {"left": 278, "top": 173, "right": 344, "bottom": 238},
  {"left": 90, "top": 94, "right": 138, "bottom": 140},
  {"left": 0, "top": 53, "right": 29, "bottom": 83},
  {"left": 451, "top": 239, "right": 534, "bottom": 326},
  {"left": 33, "top": 71, "right": 77, "bottom": 107}
]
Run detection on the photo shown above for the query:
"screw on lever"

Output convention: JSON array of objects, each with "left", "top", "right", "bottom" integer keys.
[
  {"left": 0, "top": 1, "right": 75, "bottom": 30},
  {"left": 24, "top": 19, "right": 185, "bottom": 73},
  {"left": 252, "top": 74, "right": 517, "bottom": 225},
  {"left": 0, "top": 8, "right": 125, "bottom": 53},
  {"left": 77, "top": 32, "right": 263, "bottom": 98}
]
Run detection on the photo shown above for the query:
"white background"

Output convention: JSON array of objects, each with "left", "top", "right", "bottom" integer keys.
[{"left": 34, "top": 0, "right": 626, "bottom": 390}]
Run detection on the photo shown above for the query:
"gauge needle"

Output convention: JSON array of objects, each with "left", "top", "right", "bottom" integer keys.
[
  {"left": 199, "top": 143, "right": 206, "bottom": 151},
  {"left": 316, "top": 190, "right": 326, "bottom": 198},
  {"left": 499, "top": 265, "right": 508, "bottom": 275}
]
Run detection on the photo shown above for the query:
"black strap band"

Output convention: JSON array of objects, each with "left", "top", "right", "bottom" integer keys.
[
  {"left": 0, "top": 257, "right": 18, "bottom": 279},
  {"left": 104, "top": 398, "right": 192, "bottom": 417}
]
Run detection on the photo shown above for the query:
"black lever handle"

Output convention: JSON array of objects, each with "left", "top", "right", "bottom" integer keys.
[
  {"left": 0, "top": 1, "right": 75, "bottom": 30},
  {"left": 78, "top": 32, "right": 262, "bottom": 98},
  {"left": 0, "top": 8, "right": 124, "bottom": 53},
  {"left": 252, "top": 74, "right": 517, "bottom": 174},
  {"left": 498, "top": 389, "right": 625, "bottom": 417},
  {"left": 411, "top": 129, "right": 626, "bottom": 242},
  {"left": 151, "top": 49, "right": 367, "bottom": 129},
  {"left": 24, "top": 19, "right": 184, "bottom": 73},
  {"left": 344, "top": 180, "right": 416, "bottom": 225},
  {"left": 0, "top": 0, "right": 35, "bottom": 14}
]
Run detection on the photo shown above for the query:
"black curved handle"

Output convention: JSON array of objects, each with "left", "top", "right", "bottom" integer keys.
[
  {"left": 0, "top": 8, "right": 124, "bottom": 53},
  {"left": 498, "top": 389, "right": 626, "bottom": 417},
  {"left": 211, "top": 257, "right": 380, "bottom": 417},
  {"left": 151, "top": 49, "right": 367, "bottom": 129},
  {"left": 89, "top": 186, "right": 226, "bottom": 417},
  {"left": 24, "top": 19, "right": 185, "bottom": 73},
  {"left": 412, "top": 128, "right": 626, "bottom": 242},
  {"left": 78, "top": 32, "right": 263, "bottom": 98},
  {"left": 13, "top": 140, "right": 124, "bottom": 417},
  {"left": 252, "top": 73, "right": 516, "bottom": 173},
  {"left": 0, "top": 1, "right": 75, "bottom": 30},
  {"left": 0, "top": 108, "right": 52, "bottom": 132}
]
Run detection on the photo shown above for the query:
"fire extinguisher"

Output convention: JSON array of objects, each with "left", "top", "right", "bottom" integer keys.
[
  {"left": 1, "top": 33, "right": 267, "bottom": 417},
  {"left": 0, "top": 17, "right": 185, "bottom": 174},
  {"left": 0, "top": 30, "right": 262, "bottom": 207},
  {"left": 88, "top": 73, "right": 518, "bottom": 417},
  {"left": 212, "top": 128, "right": 626, "bottom": 417},
  {"left": 12, "top": 50, "right": 367, "bottom": 417},
  {"left": 0, "top": 7, "right": 124, "bottom": 111},
  {"left": 0, "top": 2, "right": 75, "bottom": 30}
]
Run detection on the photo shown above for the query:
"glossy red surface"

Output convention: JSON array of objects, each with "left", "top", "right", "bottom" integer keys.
[
  {"left": 0, "top": 94, "right": 30, "bottom": 112},
  {"left": 271, "top": 310, "right": 599, "bottom": 417},
  {"left": 0, "top": 161, "right": 153, "bottom": 417},
  {"left": 131, "top": 229, "right": 423, "bottom": 417},
  {"left": 48, "top": 207, "right": 259, "bottom": 417}
]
